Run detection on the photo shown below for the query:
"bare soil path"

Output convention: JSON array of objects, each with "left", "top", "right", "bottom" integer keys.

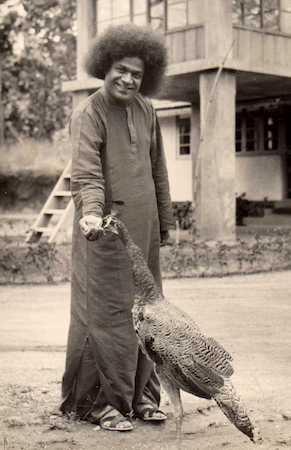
[{"left": 0, "top": 271, "right": 291, "bottom": 449}]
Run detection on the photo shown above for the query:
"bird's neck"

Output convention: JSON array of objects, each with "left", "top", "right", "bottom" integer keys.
[{"left": 117, "top": 226, "right": 162, "bottom": 305}]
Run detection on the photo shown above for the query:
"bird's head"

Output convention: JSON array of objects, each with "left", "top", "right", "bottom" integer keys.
[
  {"left": 102, "top": 214, "right": 123, "bottom": 236},
  {"left": 101, "top": 201, "right": 125, "bottom": 236}
]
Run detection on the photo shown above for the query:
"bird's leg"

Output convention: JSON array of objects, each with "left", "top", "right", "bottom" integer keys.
[{"left": 156, "top": 367, "right": 183, "bottom": 447}]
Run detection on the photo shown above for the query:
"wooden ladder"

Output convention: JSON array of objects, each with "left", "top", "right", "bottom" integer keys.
[{"left": 26, "top": 160, "right": 74, "bottom": 244}]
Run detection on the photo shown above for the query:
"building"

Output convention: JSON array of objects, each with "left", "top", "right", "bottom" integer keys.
[{"left": 63, "top": 0, "right": 291, "bottom": 240}]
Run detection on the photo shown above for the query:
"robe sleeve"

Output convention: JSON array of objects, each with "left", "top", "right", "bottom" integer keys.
[
  {"left": 150, "top": 108, "right": 174, "bottom": 232},
  {"left": 70, "top": 108, "right": 105, "bottom": 220}
]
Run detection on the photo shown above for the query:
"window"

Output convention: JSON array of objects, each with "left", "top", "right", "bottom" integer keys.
[
  {"left": 97, "top": 0, "right": 130, "bottom": 34},
  {"left": 97, "top": 0, "right": 165, "bottom": 34},
  {"left": 235, "top": 114, "right": 242, "bottom": 152},
  {"left": 96, "top": 0, "right": 199, "bottom": 33},
  {"left": 235, "top": 111, "right": 258, "bottom": 153},
  {"left": 245, "top": 113, "right": 258, "bottom": 151},
  {"left": 232, "top": 0, "right": 280, "bottom": 31},
  {"left": 167, "top": 0, "right": 187, "bottom": 30},
  {"left": 132, "top": 0, "right": 147, "bottom": 26},
  {"left": 236, "top": 109, "right": 280, "bottom": 154},
  {"left": 264, "top": 113, "right": 278, "bottom": 150},
  {"left": 178, "top": 118, "right": 191, "bottom": 156},
  {"left": 149, "top": 0, "right": 165, "bottom": 31}
]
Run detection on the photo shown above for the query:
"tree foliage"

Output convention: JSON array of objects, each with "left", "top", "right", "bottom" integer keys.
[{"left": 0, "top": 0, "right": 77, "bottom": 141}]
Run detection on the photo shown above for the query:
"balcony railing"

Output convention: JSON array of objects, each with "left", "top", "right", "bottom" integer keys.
[
  {"left": 233, "top": 25, "right": 291, "bottom": 67},
  {"left": 165, "top": 24, "right": 205, "bottom": 65}
]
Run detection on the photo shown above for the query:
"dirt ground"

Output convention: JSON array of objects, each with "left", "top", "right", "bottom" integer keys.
[{"left": 0, "top": 271, "right": 291, "bottom": 450}]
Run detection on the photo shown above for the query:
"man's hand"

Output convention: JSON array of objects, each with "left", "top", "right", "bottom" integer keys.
[{"left": 79, "top": 215, "right": 103, "bottom": 241}]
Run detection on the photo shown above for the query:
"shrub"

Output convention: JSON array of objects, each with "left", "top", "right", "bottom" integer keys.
[
  {"left": 236, "top": 193, "right": 265, "bottom": 226},
  {"left": 173, "top": 197, "right": 266, "bottom": 229},
  {"left": 0, "top": 241, "right": 71, "bottom": 285},
  {"left": 160, "top": 229, "right": 291, "bottom": 278},
  {"left": 172, "top": 201, "right": 193, "bottom": 230}
]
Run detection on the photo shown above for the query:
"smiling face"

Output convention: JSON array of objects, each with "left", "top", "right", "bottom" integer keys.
[{"left": 103, "top": 56, "right": 145, "bottom": 105}]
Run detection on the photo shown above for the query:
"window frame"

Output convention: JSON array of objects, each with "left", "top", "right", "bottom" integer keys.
[
  {"left": 96, "top": 0, "right": 194, "bottom": 34},
  {"left": 235, "top": 108, "right": 283, "bottom": 156},
  {"left": 96, "top": 0, "right": 167, "bottom": 33},
  {"left": 166, "top": 0, "right": 189, "bottom": 31},
  {"left": 232, "top": 0, "right": 282, "bottom": 32},
  {"left": 96, "top": 1, "right": 291, "bottom": 35},
  {"left": 176, "top": 116, "right": 191, "bottom": 159}
]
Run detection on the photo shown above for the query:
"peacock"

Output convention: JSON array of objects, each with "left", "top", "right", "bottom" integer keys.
[{"left": 101, "top": 213, "right": 262, "bottom": 444}]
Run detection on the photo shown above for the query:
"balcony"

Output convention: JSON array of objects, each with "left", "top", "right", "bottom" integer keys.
[
  {"left": 162, "top": 1, "right": 291, "bottom": 102},
  {"left": 63, "top": 0, "right": 291, "bottom": 104}
]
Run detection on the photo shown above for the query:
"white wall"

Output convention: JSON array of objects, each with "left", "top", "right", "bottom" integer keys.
[
  {"left": 235, "top": 155, "right": 284, "bottom": 201},
  {"left": 158, "top": 115, "right": 193, "bottom": 202},
  {"left": 158, "top": 112, "right": 284, "bottom": 203}
]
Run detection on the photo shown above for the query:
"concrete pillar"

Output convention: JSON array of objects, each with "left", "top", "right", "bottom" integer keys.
[
  {"left": 73, "top": 0, "right": 96, "bottom": 109},
  {"left": 194, "top": 70, "right": 236, "bottom": 241},
  {"left": 204, "top": 0, "right": 233, "bottom": 60},
  {"left": 76, "top": 0, "right": 96, "bottom": 79},
  {"left": 190, "top": 102, "right": 200, "bottom": 215}
]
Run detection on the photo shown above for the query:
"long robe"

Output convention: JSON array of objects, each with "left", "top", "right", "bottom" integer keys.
[{"left": 60, "top": 89, "right": 173, "bottom": 422}]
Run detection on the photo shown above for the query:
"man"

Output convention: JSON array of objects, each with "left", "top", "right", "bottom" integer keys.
[{"left": 60, "top": 24, "right": 174, "bottom": 431}]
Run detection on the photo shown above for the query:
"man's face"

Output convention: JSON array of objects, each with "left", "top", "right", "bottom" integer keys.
[{"left": 104, "top": 57, "right": 144, "bottom": 105}]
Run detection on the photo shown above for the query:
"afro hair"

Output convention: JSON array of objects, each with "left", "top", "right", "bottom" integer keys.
[{"left": 84, "top": 24, "right": 168, "bottom": 97}]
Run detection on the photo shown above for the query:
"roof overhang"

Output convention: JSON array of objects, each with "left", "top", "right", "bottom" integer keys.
[
  {"left": 62, "top": 57, "right": 291, "bottom": 105},
  {"left": 162, "top": 58, "right": 291, "bottom": 103}
]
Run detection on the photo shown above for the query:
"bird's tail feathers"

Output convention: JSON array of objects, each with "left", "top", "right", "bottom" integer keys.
[{"left": 213, "top": 379, "right": 262, "bottom": 444}]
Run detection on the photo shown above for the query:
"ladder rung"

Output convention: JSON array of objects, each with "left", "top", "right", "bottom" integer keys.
[
  {"left": 54, "top": 191, "right": 71, "bottom": 196},
  {"left": 34, "top": 227, "right": 53, "bottom": 234},
  {"left": 45, "top": 209, "right": 65, "bottom": 215},
  {"left": 24, "top": 160, "right": 73, "bottom": 244}
]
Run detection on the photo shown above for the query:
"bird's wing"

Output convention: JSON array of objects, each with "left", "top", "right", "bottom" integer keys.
[
  {"left": 139, "top": 301, "right": 234, "bottom": 398},
  {"left": 191, "top": 334, "right": 234, "bottom": 378}
]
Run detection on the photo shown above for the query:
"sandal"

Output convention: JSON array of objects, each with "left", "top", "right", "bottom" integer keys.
[
  {"left": 136, "top": 407, "right": 167, "bottom": 422},
  {"left": 100, "top": 410, "right": 133, "bottom": 432}
]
